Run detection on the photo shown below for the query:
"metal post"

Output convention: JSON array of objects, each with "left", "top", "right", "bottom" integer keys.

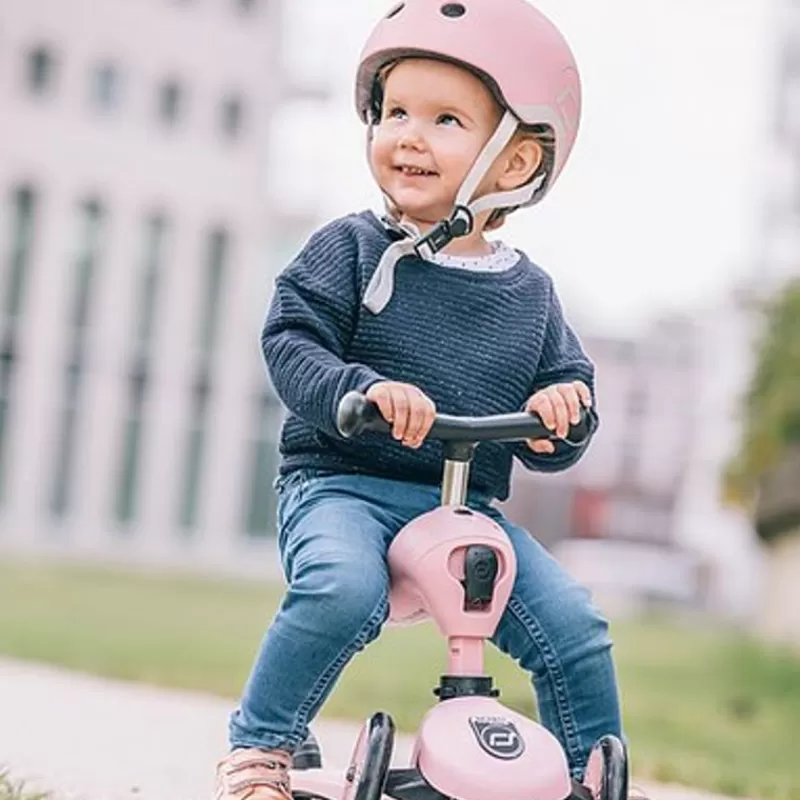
[{"left": 441, "top": 460, "right": 470, "bottom": 506}]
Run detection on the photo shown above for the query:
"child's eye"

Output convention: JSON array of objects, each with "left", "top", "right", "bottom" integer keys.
[
  {"left": 437, "top": 113, "right": 463, "bottom": 127},
  {"left": 386, "top": 106, "right": 407, "bottom": 121}
]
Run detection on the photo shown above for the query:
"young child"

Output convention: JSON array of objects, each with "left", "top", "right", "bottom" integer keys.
[{"left": 215, "top": 1, "right": 628, "bottom": 797}]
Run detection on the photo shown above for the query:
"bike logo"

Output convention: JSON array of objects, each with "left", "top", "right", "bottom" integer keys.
[{"left": 468, "top": 716, "right": 525, "bottom": 760}]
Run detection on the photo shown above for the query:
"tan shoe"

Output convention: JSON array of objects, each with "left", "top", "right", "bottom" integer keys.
[{"left": 214, "top": 748, "right": 292, "bottom": 800}]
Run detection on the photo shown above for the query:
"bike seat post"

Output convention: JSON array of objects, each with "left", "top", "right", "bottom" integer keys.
[{"left": 441, "top": 441, "right": 477, "bottom": 506}]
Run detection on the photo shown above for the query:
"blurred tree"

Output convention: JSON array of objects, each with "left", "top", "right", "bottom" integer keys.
[{"left": 723, "top": 278, "right": 800, "bottom": 542}]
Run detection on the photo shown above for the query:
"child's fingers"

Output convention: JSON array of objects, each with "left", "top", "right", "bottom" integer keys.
[
  {"left": 528, "top": 393, "right": 556, "bottom": 431},
  {"left": 549, "top": 389, "right": 570, "bottom": 438},
  {"left": 403, "top": 391, "right": 436, "bottom": 448},
  {"left": 559, "top": 385, "right": 581, "bottom": 426},
  {"left": 366, "top": 382, "right": 405, "bottom": 438},
  {"left": 366, "top": 382, "right": 436, "bottom": 446},
  {"left": 526, "top": 381, "right": 592, "bottom": 452},
  {"left": 574, "top": 380, "right": 592, "bottom": 408},
  {"left": 527, "top": 439, "right": 555, "bottom": 454},
  {"left": 390, "top": 386, "right": 412, "bottom": 441},
  {"left": 365, "top": 383, "right": 394, "bottom": 425}
]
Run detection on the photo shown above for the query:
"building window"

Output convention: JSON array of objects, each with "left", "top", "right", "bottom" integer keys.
[
  {"left": 220, "top": 94, "right": 244, "bottom": 140},
  {"left": 178, "top": 366, "right": 211, "bottom": 531},
  {"left": 3, "top": 187, "right": 37, "bottom": 321},
  {"left": 135, "top": 215, "right": 168, "bottom": 346},
  {"left": 0, "top": 327, "right": 15, "bottom": 507},
  {"left": 90, "top": 62, "right": 122, "bottom": 112},
  {"left": 0, "top": 186, "right": 38, "bottom": 505},
  {"left": 177, "top": 226, "right": 230, "bottom": 530},
  {"left": 26, "top": 46, "right": 56, "bottom": 95},
  {"left": 158, "top": 80, "right": 184, "bottom": 126},
  {"left": 70, "top": 200, "right": 104, "bottom": 329},
  {"left": 114, "top": 215, "right": 169, "bottom": 526},
  {"left": 50, "top": 199, "right": 105, "bottom": 519},
  {"left": 197, "top": 227, "right": 228, "bottom": 357},
  {"left": 243, "top": 390, "right": 283, "bottom": 536},
  {"left": 115, "top": 364, "right": 146, "bottom": 526}
]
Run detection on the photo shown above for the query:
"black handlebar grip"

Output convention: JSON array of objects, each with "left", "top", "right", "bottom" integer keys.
[
  {"left": 563, "top": 409, "right": 596, "bottom": 447},
  {"left": 336, "top": 391, "right": 596, "bottom": 445},
  {"left": 337, "top": 391, "right": 391, "bottom": 438}
]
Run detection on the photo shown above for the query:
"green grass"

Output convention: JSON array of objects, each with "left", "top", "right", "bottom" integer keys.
[
  {"left": 0, "top": 770, "right": 49, "bottom": 800},
  {"left": 1, "top": 561, "right": 799, "bottom": 799}
]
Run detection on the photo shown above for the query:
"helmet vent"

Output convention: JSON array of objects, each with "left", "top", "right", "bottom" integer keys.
[
  {"left": 440, "top": 3, "right": 466, "bottom": 17},
  {"left": 386, "top": 2, "right": 405, "bottom": 18}
]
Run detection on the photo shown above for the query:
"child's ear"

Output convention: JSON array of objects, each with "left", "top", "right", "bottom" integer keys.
[{"left": 497, "top": 135, "right": 543, "bottom": 191}]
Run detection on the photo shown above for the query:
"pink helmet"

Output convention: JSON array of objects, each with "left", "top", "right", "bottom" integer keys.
[{"left": 355, "top": 0, "right": 582, "bottom": 198}]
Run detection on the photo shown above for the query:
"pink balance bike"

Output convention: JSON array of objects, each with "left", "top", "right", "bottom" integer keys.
[{"left": 288, "top": 391, "right": 629, "bottom": 800}]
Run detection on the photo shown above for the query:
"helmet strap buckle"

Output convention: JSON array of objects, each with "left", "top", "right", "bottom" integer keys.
[{"left": 414, "top": 205, "right": 474, "bottom": 259}]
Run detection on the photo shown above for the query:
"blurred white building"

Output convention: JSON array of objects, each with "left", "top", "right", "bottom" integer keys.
[
  {"left": 0, "top": 1, "right": 790, "bottom": 625},
  {"left": 502, "top": 306, "right": 766, "bottom": 621},
  {"left": 503, "top": 316, "right": 711, "bottom": 611},
  {"left": 758, "top": 0, "right": 800, "bottom": 291},
  {"left": 504, "top": 0, "right": 800, "bottom": 622},
  {"left": 0, "top": 0, "right": 325, "bottom": 571}
]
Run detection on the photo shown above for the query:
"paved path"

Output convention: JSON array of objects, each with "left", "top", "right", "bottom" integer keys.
[{"left": 0, "top": 658, "right": 736, "bottom": 800}]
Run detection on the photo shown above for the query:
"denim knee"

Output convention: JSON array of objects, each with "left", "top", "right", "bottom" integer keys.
[
  {"left": 290, "top": 551, "right": 389, "bottom": 646},
  {"left": 558, "top": 586, "right": 612, "bottom": 665}
]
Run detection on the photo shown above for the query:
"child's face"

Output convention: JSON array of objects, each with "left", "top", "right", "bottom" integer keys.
[{"left": 369, "top": 58, "right": 504, "bottom": 228}]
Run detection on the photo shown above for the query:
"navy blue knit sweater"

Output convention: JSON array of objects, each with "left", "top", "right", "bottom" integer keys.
[{"left": 261, "top": 211, "right": 596, "bottom": 501}]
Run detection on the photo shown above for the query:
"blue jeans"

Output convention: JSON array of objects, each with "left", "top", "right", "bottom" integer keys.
[{"left": 228, "top": 470, "right": 622, "bottom": 780}]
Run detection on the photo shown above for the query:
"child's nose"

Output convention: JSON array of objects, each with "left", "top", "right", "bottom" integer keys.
[{"left": 397, "top": 121, "right": 426, "bottom": 150}]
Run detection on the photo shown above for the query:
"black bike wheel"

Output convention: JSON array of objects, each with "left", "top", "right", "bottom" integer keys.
[
  {"left": 351, "top": 712, "right": 396, "bottom": 800},
  {"left": 583, "top": 735, "right": 628, "bottom": 800}
]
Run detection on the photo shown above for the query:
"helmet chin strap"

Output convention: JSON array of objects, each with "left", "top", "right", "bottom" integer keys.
[{"left": 363, "top": 111, "right": 546, "bottom": 314}]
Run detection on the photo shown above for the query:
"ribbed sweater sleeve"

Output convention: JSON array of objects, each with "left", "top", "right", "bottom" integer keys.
[
  {"left": 514, "top": 279, "right": 598, "bottom": 473},
  {"left": 261, "top": 220, "right": 385, "bottom": 437}
]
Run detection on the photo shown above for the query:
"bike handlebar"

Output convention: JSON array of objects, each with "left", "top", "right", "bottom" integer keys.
[{"left": 336, "top": 391, "right": 595, "bottom": 447}]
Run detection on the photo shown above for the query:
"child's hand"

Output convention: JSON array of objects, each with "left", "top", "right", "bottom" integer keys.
[
  {"left": 366, "top": 381, "right": 436, "bottom": 449},
  {"left": 525, "top": 381, "right": 592, "bottom": 454}
]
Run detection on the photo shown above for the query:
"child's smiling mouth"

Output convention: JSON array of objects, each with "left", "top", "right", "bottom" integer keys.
[{"left": 394, "top": 164, "right": 439, "bottom": 177}]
